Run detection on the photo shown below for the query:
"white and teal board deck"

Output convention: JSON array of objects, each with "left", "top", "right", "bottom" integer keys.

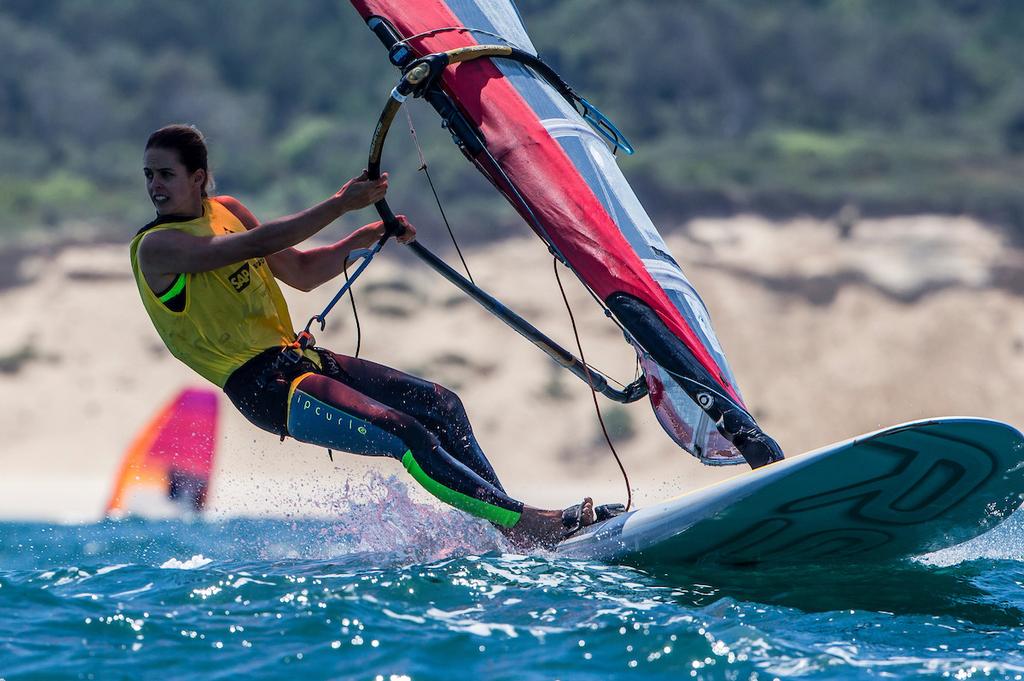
[{"left": 557, "top": 418, "right": 1024, "bottom": 567}]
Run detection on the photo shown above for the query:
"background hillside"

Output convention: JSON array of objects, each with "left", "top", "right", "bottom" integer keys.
[
  {"left": 1, "top": 1, "right": 1022, "bottom": 520},
  {"left": 2, "top": 0, "right": 1024, "bottom": 245}
]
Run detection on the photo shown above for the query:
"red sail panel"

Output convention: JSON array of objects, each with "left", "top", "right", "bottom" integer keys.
[
  {"left": 105, "top": 388, "right": 218, "bottom": 517},
  {"left": 350, "top": 0, "right": 744, "bottom": 407}
]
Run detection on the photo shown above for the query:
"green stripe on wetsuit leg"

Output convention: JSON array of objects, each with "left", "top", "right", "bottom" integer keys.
[{"left": 401, "top": 451, "right": 522, "bottom": 528}]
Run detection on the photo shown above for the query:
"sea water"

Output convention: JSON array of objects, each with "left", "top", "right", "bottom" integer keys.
[{"left": 3, "top": 478, "right": 1024, "bottom": 680}]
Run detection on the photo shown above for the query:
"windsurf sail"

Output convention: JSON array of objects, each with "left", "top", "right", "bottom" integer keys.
[
  {"left": 350, "top": 0, "right": 774, "bottom": 466},
  {"left": 105, "top": 387, "right": 218, "bottom": 518}
]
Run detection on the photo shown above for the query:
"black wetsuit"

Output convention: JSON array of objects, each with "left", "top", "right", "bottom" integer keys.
[{"left": 223, "top": 347, "right": 524, "bottom": 527}]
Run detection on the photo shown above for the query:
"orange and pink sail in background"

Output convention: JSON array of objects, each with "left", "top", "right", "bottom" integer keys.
[{"left": 105, "top": 388, "right": 218, "bottom": 518}]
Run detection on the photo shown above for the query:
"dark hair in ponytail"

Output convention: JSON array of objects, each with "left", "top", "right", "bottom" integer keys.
[{"left": 145, "top": 124, "right": 214, "bottom": 196}]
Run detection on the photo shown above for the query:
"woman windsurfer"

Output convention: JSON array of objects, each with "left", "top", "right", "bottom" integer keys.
[{"left": 131, "top": 123, "right": 599, "bottom": 547}]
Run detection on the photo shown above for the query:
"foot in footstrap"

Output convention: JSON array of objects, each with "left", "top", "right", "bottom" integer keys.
[
  {"left": 502, "top": 499, "right": 601, "bottom": 551},
  {"left": 561, "top": 497, "right": 597, "bottom": 534},
  {"left": 562, "top": 502, "right": 625, "bottom": 530}
]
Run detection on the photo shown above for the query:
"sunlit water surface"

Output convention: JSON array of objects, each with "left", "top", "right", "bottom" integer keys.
[{"left": 3, "top": 477, "right": 1024, "bottom": 680}]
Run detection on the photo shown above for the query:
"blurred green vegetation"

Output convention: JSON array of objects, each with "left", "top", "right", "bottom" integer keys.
[{"left": 3, "top": 0, "right": 1024, "bottom": 244}]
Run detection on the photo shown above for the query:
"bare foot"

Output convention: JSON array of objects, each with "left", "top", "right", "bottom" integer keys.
[{"left": 500, "top": 498, "right": 596, "bottom": 550}]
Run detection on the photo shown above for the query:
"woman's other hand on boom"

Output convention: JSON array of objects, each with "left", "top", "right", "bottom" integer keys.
[{"left": 335, "top": 170, "right": 388, "bottom": 212}]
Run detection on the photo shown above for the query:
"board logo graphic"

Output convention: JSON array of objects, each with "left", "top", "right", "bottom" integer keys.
[
  {"left": 694, "top": 428, "right": 1004, "bottom": 562},
  {"left": 697, "top": 392, "right": 714, "bottom": 408},
  {"left": 227, "top": 264, "right": 251, "bottom": 292}
]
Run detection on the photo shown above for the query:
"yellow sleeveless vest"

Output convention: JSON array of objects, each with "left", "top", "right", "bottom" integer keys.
[{"left": 130, "top": 199, "right": 311, "bottom": 388}]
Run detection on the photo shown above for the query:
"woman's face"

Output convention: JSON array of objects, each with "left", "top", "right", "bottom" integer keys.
[{"left": 143, "top": 146, "right": 205, "bottom": 216}]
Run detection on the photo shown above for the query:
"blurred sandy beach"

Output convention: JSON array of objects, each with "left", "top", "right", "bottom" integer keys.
[{"left": 2, "top": 213, "right": 1022, "bottom": 522}]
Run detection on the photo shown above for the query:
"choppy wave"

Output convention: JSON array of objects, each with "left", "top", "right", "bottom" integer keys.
[{"left": 2, "top": 476, "right": 1023, "bottom": 680}]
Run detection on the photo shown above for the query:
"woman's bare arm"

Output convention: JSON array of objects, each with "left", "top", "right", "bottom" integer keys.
[
  {"left": 137, "top": 173, "right": 387, "bottom": 287},
  {"left": 216, "top": 196, "right": 415, "bottom": 292}
]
